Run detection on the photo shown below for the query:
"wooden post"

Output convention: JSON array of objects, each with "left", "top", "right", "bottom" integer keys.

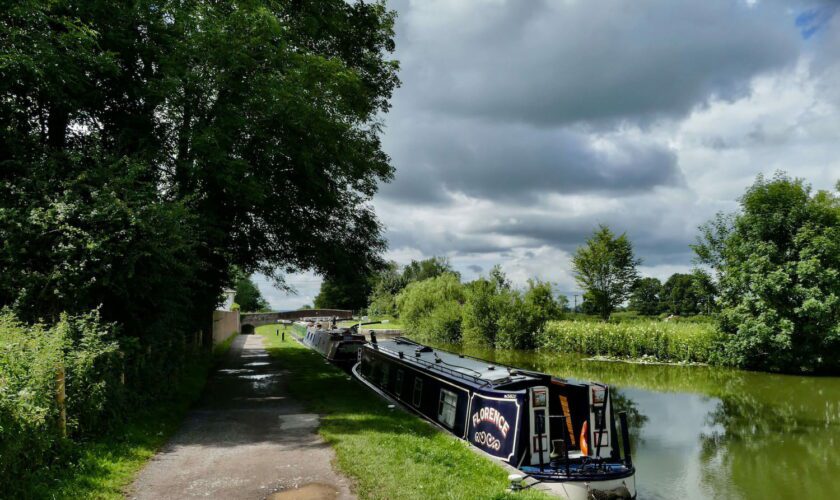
[
  {"left": 119, "top": 350, "right": 125, "bottom": 385},
  {"left": 56, "top": 365, "right": 67, "bottom": 438}
]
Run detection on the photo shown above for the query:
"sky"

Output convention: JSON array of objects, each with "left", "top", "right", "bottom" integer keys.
[{"left": 258, "top": 0, "right": 840, "bottom": 310}]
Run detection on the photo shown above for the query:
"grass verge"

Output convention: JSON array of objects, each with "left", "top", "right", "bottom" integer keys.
[
  {"left": 15, "top": 335, "right": 237, "bottom": 499},
  {"left": 540, "top": 320, "right": 721, "bottom": 364},
  {"left": 256, "top": 325, "right": 548, "bottom": 500}
]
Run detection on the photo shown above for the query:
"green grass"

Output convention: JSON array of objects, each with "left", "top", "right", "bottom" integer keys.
[
  {"left": 540, "top": 320, "right": 721, "bottom": 364},
  {"left": 16, "top": 336, "right": 236, "bottom": 499},
  {"left": 256, "top": 325, "right": 548, "bottom": 500},
  {"left": 338, "top": 317, "right": 404, "bottom": 330}
]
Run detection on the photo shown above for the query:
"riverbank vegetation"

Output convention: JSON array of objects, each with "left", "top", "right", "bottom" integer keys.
[
  {"left": 1, "top": 314, "right": 235, "bottom": 498},
  {"left": 258, "top": 325, "right": 548, "bottom": 500},
  {"left": 346, "top": 174, "right": 838, "bottom": 374}
]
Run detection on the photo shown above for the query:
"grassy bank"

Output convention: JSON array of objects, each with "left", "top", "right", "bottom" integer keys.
[
  {"left": 14, "top": 335, "right": 236, "bottom": 499},
  {"left": 540, "top": 320, "right": 721, "bottom": 364},
  {"left": 338, "top": 316, "right": 404, "bottom": 330},
  {"left": 256, "top": 324, "right": 547, "bottom": 500}
]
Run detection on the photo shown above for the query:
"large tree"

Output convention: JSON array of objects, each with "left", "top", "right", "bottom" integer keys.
[
  {"left": 234, "top": 274, "right": 270, "bottom": 313},
  {"left": 572, "top": 225, "right": 640, "bottom": 320},
  {"left": 630, "top": 277, "right": 663, "bottom": 316},
  {"left": 0, "top": 1, "right": 398, "bottom": 340},
  {"left": 694, "top": 173, "right": 840, "bottom": 372}
]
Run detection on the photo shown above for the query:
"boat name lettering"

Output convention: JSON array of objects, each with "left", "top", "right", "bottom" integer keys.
[
  {"left": 473, "top": 431, "right": 502, "bottom": 451},
  {"left": 471, "top": 407, "right": 510, "bottom": 438}
]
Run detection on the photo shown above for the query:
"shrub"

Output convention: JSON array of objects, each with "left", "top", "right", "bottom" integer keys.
[
  {"left": 0, "top": 309, "right": 123, "bottom": 483},
  {"left": 396, "top": 274, "right": 465, "bottom": 342}
]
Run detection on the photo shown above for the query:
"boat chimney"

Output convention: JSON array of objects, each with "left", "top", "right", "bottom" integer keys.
[{"left": 370, "top": 331, "right": 377, "bottom": 344}]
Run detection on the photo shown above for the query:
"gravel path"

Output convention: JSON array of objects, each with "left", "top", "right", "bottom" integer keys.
[{"left": 129, "top": 334, "right": 355, "bottom": 499}]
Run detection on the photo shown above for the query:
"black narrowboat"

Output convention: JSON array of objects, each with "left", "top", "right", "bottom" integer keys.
[
  {"left": 353, "top": 337, "right": 636, "bottom": 500},
  {"left": 302, "top": 322, "right": 366, "bottom": 367}
]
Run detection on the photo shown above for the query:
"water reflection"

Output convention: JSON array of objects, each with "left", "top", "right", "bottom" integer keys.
[{"left": 429, "top": 343, "right": 840, "bottom": 500}]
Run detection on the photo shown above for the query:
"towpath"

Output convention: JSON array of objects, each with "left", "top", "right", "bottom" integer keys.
[{"left": 129, "top": 334, "right": 354, "bottom": 499}]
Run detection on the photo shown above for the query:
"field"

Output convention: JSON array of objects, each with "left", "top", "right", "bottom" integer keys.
[
  {"left": 539, "top": 319, "right": 721, "bottom": 364},
  {"left": 338, "top": 316, "right": 404, "bottom": 330},
  {"left": 257, "top": 324, "right": 548, "bottom": 500}
]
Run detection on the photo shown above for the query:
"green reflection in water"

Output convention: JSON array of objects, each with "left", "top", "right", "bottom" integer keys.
[{"left": 427, "top": 342, "right": 840, "bottom": 500}]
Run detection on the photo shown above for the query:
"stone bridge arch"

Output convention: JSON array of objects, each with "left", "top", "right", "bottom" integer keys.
[{"left": 239, "top": 309, "right": 353, "bottom": 333}]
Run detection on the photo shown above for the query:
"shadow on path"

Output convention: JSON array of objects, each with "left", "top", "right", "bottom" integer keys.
[{"left": 129, "top": 334, "right": 354, "bottom": 499}]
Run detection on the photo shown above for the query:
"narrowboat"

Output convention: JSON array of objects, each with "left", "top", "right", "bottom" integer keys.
[
  {"left": 302, "top": 322, "right": 366, "bottom": 367},
  {"left": 353, "top": 337, "right": 636, "bottom": 500}
]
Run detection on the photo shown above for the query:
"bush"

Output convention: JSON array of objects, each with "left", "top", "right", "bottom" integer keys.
[
  {"left": 0, "top": 310, "right": 123, "bottom": 483},
  {"left": 396, "top": 274, "right": 465, "bottom": 342},
  {"left": 539, "top": 319, "right": 721, "bottom": 363}
]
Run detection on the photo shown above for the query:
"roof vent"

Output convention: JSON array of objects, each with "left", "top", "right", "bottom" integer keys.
[{"left": 487, "top": 365, "right": 495, "bottom": 371}]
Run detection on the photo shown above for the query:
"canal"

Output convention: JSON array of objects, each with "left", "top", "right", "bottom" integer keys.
[{"left": 431, "top": 344, "right": 840, "bottom": 500}]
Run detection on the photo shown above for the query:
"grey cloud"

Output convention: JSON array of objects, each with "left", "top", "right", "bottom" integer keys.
[
  {"left": 467, "top": 264, "right": 484, "bottom": 273},
  {"left": 393, "top": 0, "right": 802, "bottom": 126},
  {"left": 381, "top": 116, "right": 683, "bottom": 203}
]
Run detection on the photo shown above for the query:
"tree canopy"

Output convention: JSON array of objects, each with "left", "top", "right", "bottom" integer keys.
[
  {"left": 234, "top": 274, "right": 270, "bottom": 313},
  {"left": 572, "top": 225, "right": 640, "bottom": 320},
  {"left": 0, "top": 0, "right": 398, "bottom": 338},
  {"left": 629, "top": 277, "right": 663, "bottom": 316},
  {"left": 694, "top": 173, "right": 840, "bottom": 372}
]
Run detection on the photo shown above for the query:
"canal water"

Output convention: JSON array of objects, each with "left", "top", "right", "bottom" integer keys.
[{"left": 431, "top": 344, "right": 840, "bottom": 500}]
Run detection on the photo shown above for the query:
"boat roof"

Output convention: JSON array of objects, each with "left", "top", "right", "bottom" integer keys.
[{"left": 367, "top": 338, "right": 557, "bottom": 389}]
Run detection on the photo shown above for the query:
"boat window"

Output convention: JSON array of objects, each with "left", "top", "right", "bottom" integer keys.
[
  {"left": 438, "top": 389, "right": 457, "bottom": 429},
  {"left": 395, "top": 370, "right": 404, "bottom": 397},
  {"left": 413, "top": 378, "right": 423, "bottom": 407},
  {"left": 381, "top": 364, "right": 390, "bottom": 387}
]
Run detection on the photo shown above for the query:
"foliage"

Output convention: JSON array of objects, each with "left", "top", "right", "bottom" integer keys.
[
  {"left": 661, "top": 271, "right": 716, "bottom": 316},
  {"left": 402, "top": 256, "right": 458, "bottom": 283},
  {"left": 0, "top": 310, "right": 121, "bottom": 485},
  {"left": 572, "top": 225, "right": 641, "bottom": 320},
  {"left": 496, "top": 279, "right": 563, "bottom": 350},
  {"left": 629, "top": 277, "right": 663, "bottom": 316},
  {"left": 540, "top": 319, "right": 721, "bottom": 364},
  {"left": 396, "top": 273, "right": 465, "bottom": 342},
  {"left": 0, "top": 0, "right": 398, "bottom": 487},
  {"left": 367, "top": 257, "right": 457, "bottom": 317},
  {"left": 314, "top": 271, "right": 374, "bottom": 311},
  {"left": 460, "top": 266, "right": 514, "bottom": 347},
  {"left": 1, "top": 0, "right": 397, "bottom": 325},
  {"left": 693, "top": 173, "right": 840, "bottom": 372},
  {"left": 233, "top": 274, "right": 270, "bottom": 312}
]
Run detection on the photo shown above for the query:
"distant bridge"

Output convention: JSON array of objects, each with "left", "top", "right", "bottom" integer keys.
[{"left": 239, "top": 309, "right": 353, "bottom": 333}]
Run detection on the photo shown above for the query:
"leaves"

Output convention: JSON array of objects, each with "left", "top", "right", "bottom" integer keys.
[
  {"left": 695, "top": 173, "right": 840, "bottom": 372},
  {"left": 572, "top": 224, "right": 641, "bottom": 320}
]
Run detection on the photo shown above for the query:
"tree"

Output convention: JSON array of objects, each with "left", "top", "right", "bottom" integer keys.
[
  {"left": 661, "top": 274, "right": 697, "bottom": 315},
  {"left": 572, "top": 225, "right": 641, "bottom": 320},
  {"left": 496, "top": 279, "right": 561, "bottom": 349},
  {"left": 367, "top": 256, "right": 457, "bottom": 316},
  {"left": 630, "top": 278, "right": 663, "bottom": 316},
  {"left": 693, "top": 173, "right": 840, "bottom": 372},
  {"left": 402, "top": 257, "right": 458, "bottom": 283},
  {"left": 234, "top": 275, "right": 270, "bottom": 312},
  {"left": 461, "top": 268, "right": 510, "bottom": 347},
  {"left": 396, "top": 273, "right": 465, "bottom": 342},
  {"left": 0, "top": 0, "right": 398, "bottom": 342},
  {"left": 314, "top": 271, "right": 373, "bottom": 311}
]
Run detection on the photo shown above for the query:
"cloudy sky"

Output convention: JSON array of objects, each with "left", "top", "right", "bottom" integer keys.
[{"left": 259, "top": 0, "right": 840, "bottom": 310}]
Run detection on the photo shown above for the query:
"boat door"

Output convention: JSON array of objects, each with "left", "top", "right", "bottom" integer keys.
[
  {"left": 588, "top": 383, "right": 613, "bottom": 458},
  {"left": 528, "top": 386, "right": 551, "bottom": 465}
]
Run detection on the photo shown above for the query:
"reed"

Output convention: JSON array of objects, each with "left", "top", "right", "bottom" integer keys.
[{"left": 539, "top": 320, "right": 721, "bottom": 364}]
